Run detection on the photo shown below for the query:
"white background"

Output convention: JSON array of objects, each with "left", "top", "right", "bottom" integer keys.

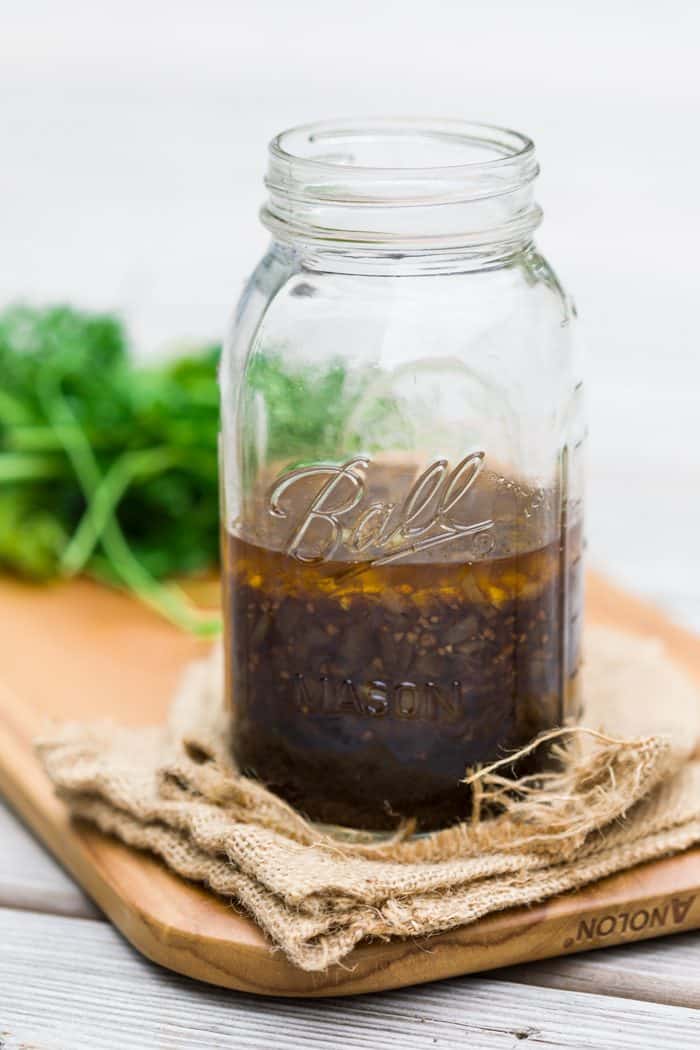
[{"left": 3, "top": 0, "right": 699, "bottom": 626}]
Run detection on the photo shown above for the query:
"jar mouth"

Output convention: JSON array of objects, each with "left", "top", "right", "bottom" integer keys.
[
  {"left": 263, "top": 118, "right": 541, "bottom": 251},
  {"left": 270, "top": 118, "right": 536, "bottom": 185}
]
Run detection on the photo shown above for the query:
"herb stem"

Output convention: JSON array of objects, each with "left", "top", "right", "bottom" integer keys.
[{"left": 61, "top": 446, "right": 182, "bottom": 574}]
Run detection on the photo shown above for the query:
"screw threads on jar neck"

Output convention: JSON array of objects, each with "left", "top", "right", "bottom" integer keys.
[{"left": 261, "top": 119, "right": 542, "bottom": 261}]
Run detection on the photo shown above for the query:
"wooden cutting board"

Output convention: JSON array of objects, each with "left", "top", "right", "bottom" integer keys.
[{"left": 0, "top": 571, "right": 699, "bottom": 998}]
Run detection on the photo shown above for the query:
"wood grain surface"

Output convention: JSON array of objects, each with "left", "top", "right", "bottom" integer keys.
[
  {"left": 3, "top": 907, "right": 700, "bottom": 1050},
  {"left": 0, "top": 571, "right": 699, "bottom": 998}
]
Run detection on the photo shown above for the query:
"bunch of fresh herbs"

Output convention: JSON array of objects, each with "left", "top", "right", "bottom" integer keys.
[{"left": 0, "top": 304, "right": 222, "bottom": 635}]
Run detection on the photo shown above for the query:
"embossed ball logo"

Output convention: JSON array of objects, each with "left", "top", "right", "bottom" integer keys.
[{"left": 267, "top": 451, "right": 494, "bottom": 566}]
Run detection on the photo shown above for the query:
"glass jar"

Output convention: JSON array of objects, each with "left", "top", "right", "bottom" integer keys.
[{"left": 220, "top": 118, "right": 585, "bottom": 831}]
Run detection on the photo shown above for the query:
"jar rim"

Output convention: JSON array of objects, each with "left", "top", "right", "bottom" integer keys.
[{"left": 269, "top": 118, "right": 536, "bottom": 181}]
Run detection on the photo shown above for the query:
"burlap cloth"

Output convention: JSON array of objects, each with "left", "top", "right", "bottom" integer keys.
[{"left": 38, "top": 626, "right": 700, "bottom": 972}]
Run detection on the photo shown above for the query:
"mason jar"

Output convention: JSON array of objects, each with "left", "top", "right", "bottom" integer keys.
[{"left": 220, "top": 118, "right": 585, "bottom": 831}]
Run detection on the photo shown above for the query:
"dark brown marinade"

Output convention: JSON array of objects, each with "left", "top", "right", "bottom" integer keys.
[{"left": 223, "top": 517, "right": 583, "bottom": 831}]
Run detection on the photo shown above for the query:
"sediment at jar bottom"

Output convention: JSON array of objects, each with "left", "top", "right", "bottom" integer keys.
[{"left": 223, "top": 529, "right": 583, "bottom": 831}]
